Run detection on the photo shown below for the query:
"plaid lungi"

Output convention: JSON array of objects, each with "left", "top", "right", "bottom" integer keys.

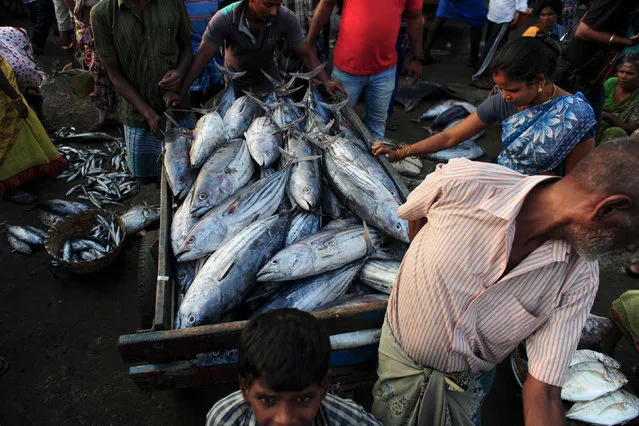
[{"left": 123, "top": 114, "right": 195, "bottom": 178}]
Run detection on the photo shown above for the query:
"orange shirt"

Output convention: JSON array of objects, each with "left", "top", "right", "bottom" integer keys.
[{"left": 332, "top": 0, "right": 422, "bottom": 76}]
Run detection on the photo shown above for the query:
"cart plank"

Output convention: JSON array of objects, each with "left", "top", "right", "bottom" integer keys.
[
  {"left": 119, "top": 301, "right": 386, "bottom": 364},
  {"left": 153, "top": 171, "right": 174, "bottom": 331}
]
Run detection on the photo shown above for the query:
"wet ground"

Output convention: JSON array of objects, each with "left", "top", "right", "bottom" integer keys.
[{"left": 1, "top": 9, "right": 638, "bottom": 426}]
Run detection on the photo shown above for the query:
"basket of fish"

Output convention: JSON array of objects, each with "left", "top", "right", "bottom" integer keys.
[{"left": 45, "top": 210, "right": 127, "bottom": 274}]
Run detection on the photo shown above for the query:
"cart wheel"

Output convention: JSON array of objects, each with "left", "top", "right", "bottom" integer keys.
[{"left": 138, "top": 230, "right": 159, "bottom": 329}]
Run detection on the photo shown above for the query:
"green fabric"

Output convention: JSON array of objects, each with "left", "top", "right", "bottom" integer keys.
[
  {"left": 597, "top": 77, "right": 639, "bottom": 143},
  {"left": 372, "top": 321, "right": 482, "bottom": 426},
  {"left": 91, "top": 0, "right": 192, "bottom": 127},
  {"left": 600, "top": 126, "right": 628, "bottom": 143},
  {"left": 611, "top": 290, "right": 639, "bottom": 341}
]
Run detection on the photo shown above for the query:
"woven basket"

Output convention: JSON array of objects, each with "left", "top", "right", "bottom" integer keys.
[{"left": 45, "top": 210, "right": 127, "bottom": 275}]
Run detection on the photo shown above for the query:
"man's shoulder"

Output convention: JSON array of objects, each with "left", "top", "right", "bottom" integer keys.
[
  {"left": 91, "top": 0, "right": 116, "bottom": 17},
  {"left": 218, "top": 1, "right": 241, "bottom": 16},
  {"left": 206, "top": 391, "right": 251, "bottom": 426},
  {"left": 437, "top": 159, "right": 525, "bottom": 185},
  {"left": 321, "top": 394, "right": 382, "bottom": 425}
]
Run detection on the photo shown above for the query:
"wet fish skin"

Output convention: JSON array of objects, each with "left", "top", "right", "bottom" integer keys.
[
  {"left": 7, "top": 234, "right": 32, "bottom": 254},
  {"left": 175, "top": 213, "right": 290, "bottom": 328},
  {"left": 566, "top": 389, "right": 639, "bottom": 426},
  {"left": 223, "top": 96, "right": 260, "bottom": 140},
  {"left": 8, "top": 225, "right": 46, "bottom": 245},
  {"left": 62, "top": 240, "right": 72, "bottom": 261},
  {"left": 175, "top": 260, "right": 198, "bottom": 294},
  {"left": 323, "top": 216, "right": 360, "bottom": 231},
  {"left": 569, "top": 349, "right": 621, "bottom": 369},
  {"left": 391, "top": 155, "right": 423, "bottom": 177},
  {"left": 254, "top": 260, "right": 366, "bottom": 316},
  {"left": 213, "top": 64, "right": 246, "bottom": 117},
  {"left": 244, "top": 116, "right": 281, "bottom": 167},
  {"left": 164, "top": 128, "right": 196, "bottom": 200},
  {"left": 37, "top": 199, "right": 89, "bottom": 216},
  {"left": 285, "top": 210, "right": 321, "bottom": 246},
  {"left": 323, "top": 293, "right": 389, "bottom": 310},
  {"left": 426, "top": 140, "right": 485, "bottom": 162},
  {"left": 257, "top": 225, "right": 384, "bottom": 282},
  {"left": 432, "top": 105, "right": 471, "bottom": 129},
  {"left": 189, "top": 139, "right": 254, "bottom": 218},
  {"left": 171, "top": 188, "right": 198, "bottom": 255},
  {"left": 320, "top": 185, "right": 345, "bottom": 220},
  {"left": 120, "top": 205, "right": 161, "bottom": 235},
  {"left": 561, "top": 361, "right": 627, "bottom": 402},
  {"left": 358, "top": 259, "right": 400, "bottom": 294},
  {"left": 418, "top": 100, "right": 459, "bottom": 120},
  {"left": 177, "top": 165, "right": 291, "bottom": 261},
  {"left": 330, "top": 329, "right": 381, "bottom": 350},
  {"left": 190, "top": 111, "right": 226, "bottom": 168},
  {"left": 285, "top": 132, "right": 321, "bottom": 211}
]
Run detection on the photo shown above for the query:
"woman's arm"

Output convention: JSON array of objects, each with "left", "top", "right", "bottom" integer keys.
[
  {"left": 564, "top": 138, "right": 595, "bottom": 174},
  {"left": 602, "top": 112, "right": 639, "bottom": 133},
  {"left": 372, "top": 111, "right": 489, "bottom": 161}
]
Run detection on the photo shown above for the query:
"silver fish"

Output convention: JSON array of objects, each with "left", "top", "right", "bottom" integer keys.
[
  {"left": 70, "top": 238, "right": 107, "bottom": 253},
  {"left": 175, "top": 260, "right": 198, "bottom": 294},
  {"left": 320, "top": 185, "right": 345, "bottom": 220},
  {"left": 254, "top": 259, "right": 366, "bottom": 316},
  {"left": 566, "top": 389, "right": 639, "bottom": 426},
  {"left": 213, "top": 64, "right": 246, "bottom": 117},
  {"left": 426, "top": 140, "right": 485, "bottom": 162},
  {"left": 285, "top": 210, "right": 321, "bottom": 246},
  {"left": 164, "top": 128, "right": 195, "bottom": 200},
  {"left": 358, "top": 259, "right": 400, "bottom": 294},
  {"left": 391, "top": 156, "right": 423, "bottom": 177},
  {"left": 176, "top": 165, "right": 291, "bottom": 261},
  {"left": 7, "top": 234, "right": 32, "bottom": 254},
  {"left": 37, "top": 199, "right": 89, "bottom": 216},
  {"left": 8, "top": 225, "right": 46, "bottom": 245},
  {"left": 190, "top": 111, "right": 226, "bottom": 168},
  {"left": 171, "top": 189, "right": 198, "bottom": 256},
  {"left": 223, "top": 96, "right": 260, "bottom": 140},
  {"left": 284, "top": 132, "right": 321, "bottom": 211},
  {"left": 190, "top": 139, "right": 254, "bottom": 218},
  {"left": 37, "top": 209, "right": 64, "bottom": 228},
  {"left": 120, "top": 205, "right": 160, "bottom": 235},
  {"left": 62, "top": 240, "right": 72, "bottom": 261},
  {"left": 330, "top": 329, "right": 381, "bottom": 350},
  {"left": 561, "top": 361, "right": 627, "bottom": 402},
  {"left": 244, "top": 116, "right": 281, "bottom": 167},
  {"left": 569, "top": 349, "right": 621, "bottom": 369},
  {"left": 325, "top": 154, "right": 409, "bottom": 243},
  {"left": 322, "top": 216, "right": 360, "bottom": 231},
  {"left": 175, "top": 213, "right": 290, "bottom": 328},
  {"left": 257, "top": 225, "right": 383, "bottom": 282},
  {"left": 418, "top": 100, "right": 460, "bottom": 121},
  {"left": 323, "top": 293, "right": 389, "bottom": 310}
]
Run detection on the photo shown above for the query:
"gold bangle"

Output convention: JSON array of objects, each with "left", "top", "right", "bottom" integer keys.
[{"left": 609, "top": 34, "right": 615, "bottom": 46}]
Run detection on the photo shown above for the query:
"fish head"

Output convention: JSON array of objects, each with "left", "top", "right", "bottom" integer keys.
[
  {"left": 176, "top": 220, "right": 227, "bottom": 261},
  {"left": 291, "top": 179, "right": 319, "bottom": 211},
  {"left": 257, "top": 246, "right": 314, "bottom": 281},
  {"left": 377, "top": 203, "right": 410, "bottom": 243},
  {"left": 190, "top": 174, "right": 234, "bottom": 217},
  {"left": 175, "top": 285, "right": 222, "bottom": 328}
]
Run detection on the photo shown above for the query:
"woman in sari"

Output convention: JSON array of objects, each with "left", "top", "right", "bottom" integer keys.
[
  {"left": 0, "top": 55, "right": 67, "bottom": 203},
  {"left": 597, "top": 54, "right": 639, "bottom": 144},
  {"left": 373, "top": 36, "right": 596, "bottom": 176}
]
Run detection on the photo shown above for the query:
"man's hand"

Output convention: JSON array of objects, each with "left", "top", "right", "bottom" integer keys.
[
  {"left": 163, "top": 91, "right": 181, "bottom": 107},
  {"left": 407, "top": 60, "right": 423, "bottom": 86},
  {"left": 510, "top": 11, "right": 526, "bottom": 29},
  {"left": 144, "top": 108, "right": 162, "bottom": 138},
  {"left": 158, "top": 69, "right": 183, "bottom": 92},
  {"left": 11, "top": 99, "right": 29, "bottom": 119},
  {"left": 323, "top": 80, "right": 346, "bottom": 97},
  {"left": 602, "top": 111, "right": 614, "bottom": 122},
  {"left": 372, "top": 141, "right": 403, "bottom": 162}
]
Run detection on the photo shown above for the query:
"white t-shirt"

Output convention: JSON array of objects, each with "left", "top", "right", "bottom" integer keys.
[{"left": 488, "top": 0, "right": 529, "bottom": 24}]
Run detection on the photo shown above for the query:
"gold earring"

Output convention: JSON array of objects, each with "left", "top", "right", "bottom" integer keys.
[{"left": 537, "top": 85, "right": 543, "bottom": 93}]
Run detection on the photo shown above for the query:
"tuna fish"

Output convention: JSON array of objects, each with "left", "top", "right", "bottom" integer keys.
[
  {"left": 190, "top": 111, "right": 225, "bottom": 168},
  {"left": 426, "top": 140, "right": 485, "bottom": 162},
  {"left": 8, "top": 225, "right": 46, "bottom": 245},
  {"left": 223, "top": 95, "right": 260, "bottom": 140},
  {"left": 285, "top": 210, "right": 321, "bottom": 246},
  {"left": 320, "top": 185, "right": 345, "bottom": 220},
  {"left": 120, "top": 205, "right": 161, "bottom": 235},
  {"left": 257, "top": 225, "right": 383, "bottom": 282},
  {"left": 171, "top": 188, "right": 198, "bottom": 255},
  {"left": 190, "top": 139, "right": 254, "bottom": 218},
  {"left": 284, "top": 132, "right": 321, "bottom": 211},
  {"left": 37, "top": 199, "right": 89, "bottom": 216},
  {"left": 244, "top": 116, "right": 282, "bottom": 167},
  {"left": 163, "top": 128, "right": 195, "bottom": 200},
  {"left": 213, "top": 64, "right": 246, "bottom": 117},
  {"left": 175, "top": 213, "right": 290, "bottom": 328},
  {"left": 330, "top": 329, "right": 382, "bottom": 350},
  {"left": 358, "top": 259, "right": 400, "bottom": 294}
]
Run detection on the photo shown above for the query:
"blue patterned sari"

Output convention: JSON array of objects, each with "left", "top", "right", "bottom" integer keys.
[{"left": 498, "top": 92, "right": 596, "bottom": 176}]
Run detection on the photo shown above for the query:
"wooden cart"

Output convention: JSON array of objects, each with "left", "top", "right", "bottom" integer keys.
[{"left": 117, "top": 105, "right": 410, "bottom": 392}]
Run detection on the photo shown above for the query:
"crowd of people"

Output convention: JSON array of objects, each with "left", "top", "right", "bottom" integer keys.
[{"left": 3, "top": 0, "right": 639, "bottom": 424}]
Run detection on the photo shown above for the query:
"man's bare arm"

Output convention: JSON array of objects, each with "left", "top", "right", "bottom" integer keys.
[
  {"left": 307, "top": 0, "right": 337, "bottom": 48},
  {"left": 575, "top": 21, "right": 639, "bottom": 46},
  {"left": 176, "top": 41, "right": 218, "bottom": 99},
  {"left": 522, "top": 375, "right": 565, "bottom": 426}
]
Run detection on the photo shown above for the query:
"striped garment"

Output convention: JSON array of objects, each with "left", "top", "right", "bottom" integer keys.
[
  {"left": 184, "top": 0, "right": 224, "bottom": 92},
  {"left": 206, "top": 391, "right": 383, "bottom": 426},
  {"left": 123, "top": 114, "right": 195, "bottom": 178},
  {"left": 387, "top": 158, "right": 599, "bottom": 387}
]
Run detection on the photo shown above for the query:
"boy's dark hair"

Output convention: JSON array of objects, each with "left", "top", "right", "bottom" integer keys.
[
  {"left": 534, "top": 0, "right": 563, "bottom": 17},
  {"left": 491, "top": 35, "right": 560, "bottom": 83},
  {"left": 238, "top": 308, "right": 330, "bottom": 392}
]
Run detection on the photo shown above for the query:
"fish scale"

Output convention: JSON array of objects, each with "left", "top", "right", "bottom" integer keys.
[
  {"left": 285, "top": 132, "right": 321, "bottom": 211},
  {"left": 164, "top": 128, "right": 195, "bottom": 200}
]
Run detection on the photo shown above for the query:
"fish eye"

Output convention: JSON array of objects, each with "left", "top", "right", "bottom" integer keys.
[
  {"left": 224, "top": 167, "right": 231, "bottom": 174},
  {"left": 266, "top": 152, "right": 271, "bottom": 157},
  {"left": 187, "top": 315, "right": 196, "bottom": 324},
  {"left": 303, "top": 187, "right": 311, "bottom": 194},
  {"left": 271, "top": 258, "right": 279, "bottom": 264},
  {"left": 178, "top": 271, "right": 186, "bottom": 279},
  {"left": 187, "top": 236, "right": 196, "bottom": 244},
  {"left": 395, "top": 223, "right": 402, "bottom": 230},
  {"left": 198, "top": 193, "right": 207, "bottom": 200},
  {"left": 178, "top": 176, "right": 185, "bottom": 183}
]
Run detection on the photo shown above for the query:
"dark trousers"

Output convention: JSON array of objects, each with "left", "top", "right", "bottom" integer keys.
[
  {"left": 388, "top": 29, "right": 408, "bottom": 117},
  {"left": 31, "top": 0, "right": 55, "bottom": 48},
  {"left": 583, "top": 83, "right": 605, "bottom": 129}
]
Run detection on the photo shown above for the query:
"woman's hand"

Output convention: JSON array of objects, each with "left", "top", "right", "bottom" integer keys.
[{"left": 372, "top": 141, "right": 403, "bottom": 162}]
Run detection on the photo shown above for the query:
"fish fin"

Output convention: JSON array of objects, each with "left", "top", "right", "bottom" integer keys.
[
  {"left": 290, "top": 62, "right": 327, "bottom": 81},
  {"left": 303, "top": 132, "right": 341, "bottom": 150},
  {"left": 278, "top": 147, "right": 321, "bottom": 164},
  {"left": 217, "top": 259, "right": 236, "bottom": 282},
  {"left": 421, "top": 126, "right": 435, "bottom": 135},
  {"left": 319, "top": 99, "right": 349, "bottom": 114},
  {"left": 216, "top": 63, "right": 246, "bottom": 80},
  {"left": 362, "top": 221, "right": 376, "bottom": 255},
  {"left": 242, "top": 90, "right": 274, "bottom": 112},
  {"left": 276, "top": 114, "right": 306, "bottom": 133},
  {"left": 261, "top": 69, "right": 285, "bottom": 88}
]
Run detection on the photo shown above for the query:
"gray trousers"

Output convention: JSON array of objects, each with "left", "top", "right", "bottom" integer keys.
[{"left": 52, "top": 0, "right": 73, "bottom": 32}]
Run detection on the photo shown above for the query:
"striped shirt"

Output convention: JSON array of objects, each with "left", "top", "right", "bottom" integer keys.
[
  {"left": 206, "top": 391, "right": 383, "bottom": 426},
  {"left": 387, "top": 159, "right": 599, "bottom": 387}
]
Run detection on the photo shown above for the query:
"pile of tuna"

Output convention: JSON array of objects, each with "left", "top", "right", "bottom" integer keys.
[
  {"left": 166, "top": 65, "right": 406, "bottom": 329},
  {"left": 563, "top": 349, "right": 639, "bottom": 425}
]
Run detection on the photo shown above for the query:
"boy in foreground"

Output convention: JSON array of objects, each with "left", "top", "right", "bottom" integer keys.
[{"left": 206, "top": 308, "right": 382, "bottom": 426}]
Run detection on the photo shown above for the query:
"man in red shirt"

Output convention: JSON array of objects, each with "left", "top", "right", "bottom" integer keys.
[{"left": 307, "top": 0, "right": 424, "bottom": 141}]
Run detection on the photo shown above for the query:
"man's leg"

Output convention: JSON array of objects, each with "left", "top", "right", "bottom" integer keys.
[
  {"left": 423, "top": 17, "right": 446, "bottom": 62},
  {"left": 387, "top": 32, "right": 407, "bottom": 131},
  {"left": 123, "top": 125, "right": 164, "bottom": 179},
  {"left": 469, "top": 26, "right": 482, "bottom": 68},
  {"left": 51, "top": 0, "right": 73, "bottom": 47},
  {"left": 364, "top": 66, "right": 396, "bottom": 141},
  {"left": 331, "top": 66, "right": 367, "bottom": 108}
]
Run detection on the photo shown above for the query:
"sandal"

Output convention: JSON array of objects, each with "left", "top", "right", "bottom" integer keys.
[
  {"left": 4, "top": 191, "right": 37, "bottom": 205},
  {"left": 0, "top": 357, "right": 7, "bottom": 376}
]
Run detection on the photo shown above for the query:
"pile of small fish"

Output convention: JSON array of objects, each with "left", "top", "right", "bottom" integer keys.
[
  {"left": 165, "top": 64, "right": 404, "bottom": 329},
  {"left": 417, "top": 100, "right": 485, "bottom": 162},
  {"left": 563, "top": 349, "right": 639, "bottom": 425},
  {"left": 58, "top": 213, "right": 123, "bottom": 263},
  {"left": 56, "top": 137, "right": 139, "bottom": 208}
]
